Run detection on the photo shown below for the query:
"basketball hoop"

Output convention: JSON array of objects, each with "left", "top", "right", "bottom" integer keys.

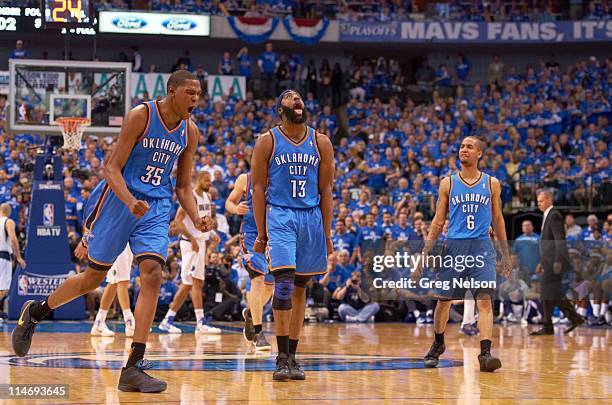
[{"left": 56, "top": 117, "right": 90, "bottom": 151}]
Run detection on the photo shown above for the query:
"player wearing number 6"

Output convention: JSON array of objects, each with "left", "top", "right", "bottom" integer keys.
[
  {"left": 251, "top": 89, "right": 335, "bottom": 381},
  {"left": 12, "top": 70, "right": 213, "bottom": 393},
  {"left": 412, "top": 136, "right": 511, "bottom": 373}
]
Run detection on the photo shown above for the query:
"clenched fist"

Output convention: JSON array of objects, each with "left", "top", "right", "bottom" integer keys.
[
  {"left": 253, "top": 236, "right": 267, "bottom": 253},
  {"left": 74, "top": 241, "right": 88, "bottom": 261},
  {"left": 129, "top": 199, "right": 150, "bottom": 218},
  {"left": 236, "top": 201, "right": 250, "bottom": 215}
]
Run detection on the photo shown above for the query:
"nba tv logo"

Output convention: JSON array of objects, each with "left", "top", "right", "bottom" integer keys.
[
  {"left": 43, "top": 203, "right": 55, "bottom": 226},
  {"left": 37, "top": 203, "right": 61, "bottom": 237}
]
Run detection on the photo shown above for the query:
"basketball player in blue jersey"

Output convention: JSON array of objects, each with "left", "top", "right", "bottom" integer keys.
[
  {"left": 251, "top": 89, "right": 335, "bottom": 381},
  {"left": 12, "top": 70, "right": 214, "bottom": 393},
  {"left": 226, "top": 172, "right": 274, "bottom": 351},
  {"left": 412, "top": 136, "right": 511, "bottom": 372}
]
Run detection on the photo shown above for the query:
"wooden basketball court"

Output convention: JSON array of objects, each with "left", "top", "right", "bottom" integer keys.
[{"left": 0, "top": 322, "right": 610, "bottom": 404}]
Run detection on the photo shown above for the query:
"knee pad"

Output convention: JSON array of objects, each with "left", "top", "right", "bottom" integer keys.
[
  {"left": 272, "top": 269, "right": 295, "bottom": 310},
  {"left": 294, "top": 275, "right": 311, "bottom": 288}
]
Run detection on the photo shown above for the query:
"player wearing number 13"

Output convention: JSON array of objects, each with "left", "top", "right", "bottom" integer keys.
[
  {"left": 12, "top": 70, "right": 212, "bottom": 393},
  {"left": 251, "top": 89, "right": 335, "bottom": 381}
]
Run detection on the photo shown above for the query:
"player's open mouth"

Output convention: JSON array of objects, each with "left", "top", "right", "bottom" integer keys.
[
  {"left": 293, "top": 102, "right": 304, "bottom": 117},
  {"left": 188, "top": 106, "right": 195, "bottom": 113}
]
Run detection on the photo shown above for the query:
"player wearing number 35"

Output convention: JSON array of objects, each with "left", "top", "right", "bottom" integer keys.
[{"left": 11, "top": 70, "right": 214, "bottom": 393}]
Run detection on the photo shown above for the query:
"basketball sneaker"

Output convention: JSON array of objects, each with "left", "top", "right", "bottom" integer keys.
[
  {"left": 273, "top": 353, "right": 291, "bottom": 381},
  {"left": 424, "top": 341, "right": 446, "bottom": 368},
  {"left": 196, "top": 320, "right": 221, "bottom": 334},
  {"left": 242, "top": 308, "right": 255, "bottom": 341},
  {"left": 460, "top": 323, "right": 477, "bottom": 336},
  {"left": 478, "top": 351, "right": 502, "bottom": 372},
  {"left": 11, "top": 300, "right": 39, "bottom": 357},
  {"left": 158, "top": 319, "right": 181, "bottom": 334},
  {"left": 252, "top": 331, "right": 271, "bottom": 351},
  {"left": 91, "top": 320, "right": 115, "bottom": 337},
  {"left": 288, "top": 354, "right": 306, "bottom": 380},
  {"left": 118, "top": 359, "right": 167, "bottom": 393},
  {"left": 125, "top": 318, "right": 135, "bottom": 337}
]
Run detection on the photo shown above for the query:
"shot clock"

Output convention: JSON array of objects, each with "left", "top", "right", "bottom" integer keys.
[{"left": 42, "top": 0, "right": 94, "bottom": 28}]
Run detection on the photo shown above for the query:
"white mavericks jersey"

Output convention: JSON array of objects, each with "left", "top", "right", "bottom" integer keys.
[
  {"left": 183, "top": 189, "right": 212, "bottom": 241},
  {"left": 0, "top": 216, "right": 12, "bottom": 255}
]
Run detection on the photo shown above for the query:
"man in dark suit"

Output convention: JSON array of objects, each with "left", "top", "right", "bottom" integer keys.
[{"left": 530, "top": 190, "right": 584, "bottom": 335}]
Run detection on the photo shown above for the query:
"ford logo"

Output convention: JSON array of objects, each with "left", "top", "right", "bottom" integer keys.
[
  {"left": 112, "top": 16, "right": 147, "bottom": 29},
  {"left": 162, "top": 18, "right": 197, "bottom": 31}
]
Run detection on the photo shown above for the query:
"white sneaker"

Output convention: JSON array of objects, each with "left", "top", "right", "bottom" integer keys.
[
  {"left": 91, "top": 320, "right": 115, "bottom": 337},
  {"left": 124, "top": 318, "right": 135, "bottom": 337},
  {"left": 196, "top": 322, "right": 222, "bottom": 334},
  {"left": 345, "top": 315, "right": 357, "bottom": 323},
  {"left": 159, "top": 320, "right": 182, "bottom": 334}
]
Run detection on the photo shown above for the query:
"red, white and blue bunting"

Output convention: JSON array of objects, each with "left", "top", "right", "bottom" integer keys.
[
  {"left": 227, "top": 16, "right": 279, "bottom": 44},
  {"left": 282, "top": 17, "right": 329, "bottom": 45}
]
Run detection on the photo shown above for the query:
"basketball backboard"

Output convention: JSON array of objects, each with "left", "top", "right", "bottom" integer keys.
[{"left": 8, "top": 59, "right": 131, "bottom": 136}]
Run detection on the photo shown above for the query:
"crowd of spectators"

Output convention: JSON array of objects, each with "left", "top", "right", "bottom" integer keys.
[
  {"left": 1, "top": 45, "right": 610, "bottom": 324},
  {"left": 4, "top": 0, "right": 610, "bottom": 21}
]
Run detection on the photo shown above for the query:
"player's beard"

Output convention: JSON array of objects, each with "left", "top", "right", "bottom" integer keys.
[{"left": 281, "top": 106, "right": 306, "bottom": 124}]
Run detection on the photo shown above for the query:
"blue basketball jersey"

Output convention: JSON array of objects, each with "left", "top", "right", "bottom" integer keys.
[
  {"left": 267, "top": 126, "right": 320, "bottom": 209},
  {"left": 241, "top": 173, "right": 257, "bottom": 234},
  {"left": 447, "top": 172, "right": 492, "bottom": 240},
  {"left": 122, "top": 100, "right": 188, "bottom": 199}
]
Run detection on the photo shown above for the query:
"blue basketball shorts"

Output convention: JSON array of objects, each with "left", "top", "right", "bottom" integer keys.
[
  {"left": 266, "top": 204, "right": 327, "bottom": 276},
  {"left": 435, "top": 239, "right": 497, "bottom": 299},
  {"left": 241, "top": 231, "right": 274, "bottom": 284},
  {"left": 83, "top": 184, "right": 172, "bottom": 271}
]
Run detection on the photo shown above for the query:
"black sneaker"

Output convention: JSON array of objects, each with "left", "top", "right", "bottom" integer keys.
[
  {"left": 288, "top": 354, "right": 306, "bottom": 380},
  {"left": 118, "top": 359, "right": 167, "bottom": 393},
  {"left": 253, "top": 331, "right": 271, "bottom": 351},
  {"left": 478, "top": 351, "right": 502, "bottom": 372},
  {"left": 273, "top": 353, "right": 290, "bottom": 381},
  {"left": 424, "top": 341, "right": 445, "bottom": 368},
  {"left": 11, "top": 300, "right": 39, "bottom": 357},
  {"left": 242, "top": 308, "right": 255, "bottom": 342}
]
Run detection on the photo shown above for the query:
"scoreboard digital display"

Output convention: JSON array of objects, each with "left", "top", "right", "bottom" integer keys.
[{"left": 42, "top": 0, "right": 93, "bottom": 28}]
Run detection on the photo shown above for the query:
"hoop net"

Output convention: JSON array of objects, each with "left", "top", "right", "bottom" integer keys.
[{"left": 56, "top": 117, "right": 90, "bottom": 151}]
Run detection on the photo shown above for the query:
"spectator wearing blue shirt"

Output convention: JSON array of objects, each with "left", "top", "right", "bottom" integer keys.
[
  {"left": 348, "top": 187, "right": 371, "bottom": 216},
  {"left": 358, "top": 213, "right": 384, "bottom": 255},
  {"left": 366, "top": 150, "right": 389, "bottom": 194},
  {"left": 158, "top": 270, "right": 178, "bottom": 307},
  {"left": 320, "top": 253, "right": 350, "bottom": 293},
  {"left": 455, "top": 53, "right": 471, "bottom": 85},
  {"left": 337, "top": 249, "right": 357, "bottom": 280},
  {"left": 332, "top": 219, "right": 358, "bottom": 261},
  {"left": 514, "top": 220, "right": 541, "bottom": 274},
  {"left": 9, "top": 40, "right": 27, "bottom": 59},
  {"left": 380, "top": 212, "right": 395, "bottom": 239},
  {"left": 237, "top": 47, "right": 252, "bottom": 88},
  {"left": 218, "top": 51, "right": 234, "bottom": 75},
  {"left": 435, "top": 64, "right": 452, "bottom": 89},
  {"left": 288, "top": 53, "right": 302, "bottom": 89},
  {"left": 257, "top": 42, "right": 279, "bottom": 99},
  {"left": 0, "top": 170, "right": 14, "bottom": 198},
  {"left": 391, "top": 213, "right": 417, "bottom": 243}
]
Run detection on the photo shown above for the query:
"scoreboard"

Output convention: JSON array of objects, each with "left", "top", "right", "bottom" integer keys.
[{"left": 42, "top": 0, "right": 93, "bottom": 28}]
